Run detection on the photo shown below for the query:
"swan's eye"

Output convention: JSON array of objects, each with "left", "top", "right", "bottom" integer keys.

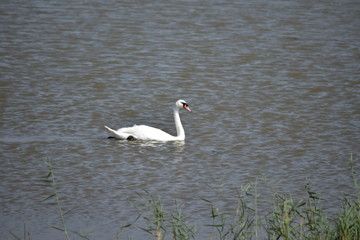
[{"left": 182, "top": 102, "right": 188, "bottom": 107}]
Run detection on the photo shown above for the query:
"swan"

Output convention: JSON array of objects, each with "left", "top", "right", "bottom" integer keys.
[{"left": 104, "top": 99, "right": 191, "bottom": 141}]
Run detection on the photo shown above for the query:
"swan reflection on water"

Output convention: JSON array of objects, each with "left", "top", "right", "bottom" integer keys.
[
  {"left": 110, "top": 138, "right": 186, "bottom": 148},
  {"left": 108, "top": 135, "right": 187, "bottom": 163}
]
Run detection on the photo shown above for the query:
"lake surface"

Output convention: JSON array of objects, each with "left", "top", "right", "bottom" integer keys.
[{"left": 1, "top": 0, "right": 359, "bottom": 239}]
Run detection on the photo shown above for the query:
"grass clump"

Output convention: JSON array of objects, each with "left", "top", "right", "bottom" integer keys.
[
  {"left": 265, "top": 183, "right": 331, "bottom": 240},
  {"left": 171, "top": 201, "right": 196, "bottom": 240},
  {"left": 264, "top": 154, "right": 359, "bottom": 240},
  {"left": 10, "top": 155, "right": 358, "bottom": 240},
  {"left": 333, "top": 197, "right": 360, "bottom": 240},
  {"left": 332, "top": 153, "right": 360, "bottom": 240},
  {"left": 133, "top": 191, "right": 196, "bottom": 240},
  {"left": 201, "top": 182, "right": 258, "bottom": 240},
  {"left": 124, "top": 155, "right": 359, "bottom": 240}
]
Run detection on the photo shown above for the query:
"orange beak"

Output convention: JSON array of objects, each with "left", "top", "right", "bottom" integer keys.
[{"left": 184, "top": 105, "right": 192, "bottom": 112}]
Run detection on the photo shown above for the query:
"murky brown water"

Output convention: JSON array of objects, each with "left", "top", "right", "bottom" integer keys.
[{"left": 1, "top": 0, "right": 359, "bottom": 239}]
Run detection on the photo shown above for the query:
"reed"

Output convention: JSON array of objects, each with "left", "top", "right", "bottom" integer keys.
[
  {"left": 264, "top": 183, "right": 331, "bottom": 240},
  {"left": 171, "top": 201, "right": 196, "bottom": 240},
  {"left": 201, "top": 182, "right": 258, "bottom": 240},
  {"left": 43, "top": 160, "right": 72, "bottom": 240},
  {"left": 8, "top": 222, "right": 30, "bottom": 240},
  {"left": 10, "top": 156, "right": 358, "bottom": 240},
  {"left": 332, "top": 153, "right": 360, "bottom": 240},
  {"left": 125, "top": 155, "right": 359, "bottom": 240},
  {"left": 39, "top": 161, "right": 91, "bottom": 240},
  {"left": 130, "top": 184, "right": 359, "bottom": 240},
  {"left": 132, "top": 191, "right": 195, "bottom": 240}
]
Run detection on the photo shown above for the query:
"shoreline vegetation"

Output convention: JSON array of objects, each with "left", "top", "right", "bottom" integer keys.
[{"left": 9, "top": 154, "right": 359, "bottom": 240}]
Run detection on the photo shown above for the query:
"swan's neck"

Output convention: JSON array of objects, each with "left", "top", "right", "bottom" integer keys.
[{"left": 173, "top": 107, "right": 185, "bottom": 140}]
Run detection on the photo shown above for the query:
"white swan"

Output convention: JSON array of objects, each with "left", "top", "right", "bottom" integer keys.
[{"left": 105, "top": 99, "right": 191, "bottom": 141}]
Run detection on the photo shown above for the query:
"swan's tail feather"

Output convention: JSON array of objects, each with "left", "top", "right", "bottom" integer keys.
[
  {"left": 104, "top": 125, "right": 121, "bottom": 139},
  {"left": 104, "top": 125, "right": 116, "bottom": 134},
  {"left": 104, "top": 125, "right": 131, "bottom": 140}
]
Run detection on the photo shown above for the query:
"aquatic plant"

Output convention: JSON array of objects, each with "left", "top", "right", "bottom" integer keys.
[
  {"left": 201, "top": 182, "right": 258, "bottom": 240},
  {"left": 123, "top": 155, "right": 359, "bottom": 240},
  {"left": 39, "top": 161, "right": 92, "bottom": 240},
  {"left": 264, "top": 184, "right": 330, "bottom": 240},
  {"left": 43, "top": 161, "right": 72, "bottom": 240},
  {"left": 129, "top": 191, "right": 195, "bottom": 240},
  {"left": 8, "top": 222, "right": 30, "bottom": 240},
  {"left": 332, "top": 153, "right": 360, "bottom": 240},
  {"left": 9, "top": 156, "right": 359, "bottom": 240}
]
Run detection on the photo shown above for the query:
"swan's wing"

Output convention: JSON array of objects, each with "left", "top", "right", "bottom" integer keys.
[{"left": 119, "top": 125, "right": 175, "bottom": 141}]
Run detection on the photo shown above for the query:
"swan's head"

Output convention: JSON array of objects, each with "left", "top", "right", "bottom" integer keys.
[{"left": 176, "top": 99, "right": 191, "bottom": 112}]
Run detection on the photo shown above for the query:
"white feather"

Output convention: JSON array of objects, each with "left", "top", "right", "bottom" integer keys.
[{"left": 105, "top": 99, "right": 191, "bottom": 141}]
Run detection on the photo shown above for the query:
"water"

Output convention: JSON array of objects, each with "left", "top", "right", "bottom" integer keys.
[{"left": 1, "top": 0, "right": 359, "bottom": 239}]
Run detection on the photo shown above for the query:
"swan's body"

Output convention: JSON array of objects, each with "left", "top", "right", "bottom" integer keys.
[{"left": 105, "top": 99, "right": 191, "bottom": 141}]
